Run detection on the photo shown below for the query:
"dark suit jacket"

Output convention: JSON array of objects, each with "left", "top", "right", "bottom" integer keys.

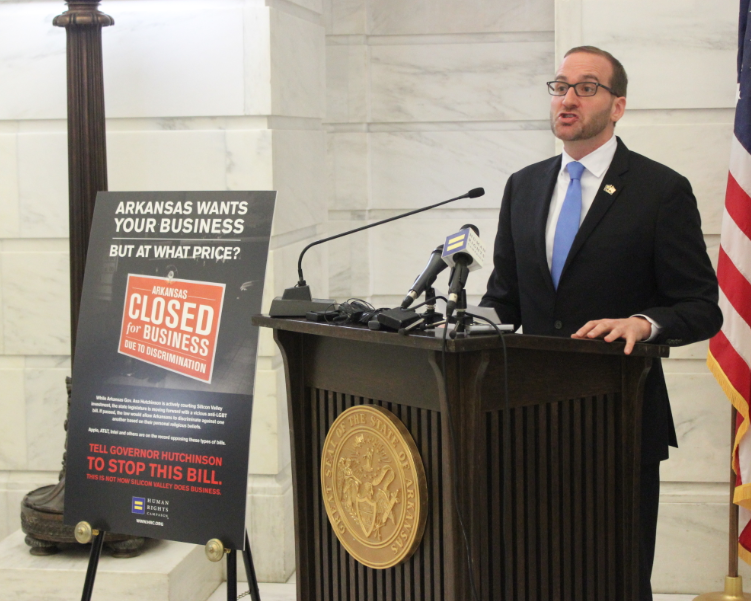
[{"left": 480, "top": 137, "right": 723, "bottom": 463}]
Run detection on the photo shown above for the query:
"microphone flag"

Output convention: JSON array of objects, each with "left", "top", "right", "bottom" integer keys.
[{"left": 441, "top": 227, "right": 485, "bottom": 270}]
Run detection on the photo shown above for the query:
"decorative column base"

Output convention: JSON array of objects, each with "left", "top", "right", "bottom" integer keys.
[{"left": 21, "top": 377, "right": 146, "bottom": 557}]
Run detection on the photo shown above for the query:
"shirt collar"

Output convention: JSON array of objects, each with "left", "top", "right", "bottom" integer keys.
[{"left": 560, "top": 134, "right": 618, "bottom": 179}]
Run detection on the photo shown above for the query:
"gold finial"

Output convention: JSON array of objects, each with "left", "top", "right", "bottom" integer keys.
[
  {"left": 74, "top": 521, "right": 99, "bottom": 544},
  {"left": 205, "top": 538, "right": 227, "bottom": 562}
]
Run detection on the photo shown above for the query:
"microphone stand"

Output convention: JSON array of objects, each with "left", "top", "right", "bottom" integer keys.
[
  {"left": 421, "top": 286, "right": 444, "bottom": 325},
  {"left": 450, "top": 290, "right": 472, "bottom": 338}
]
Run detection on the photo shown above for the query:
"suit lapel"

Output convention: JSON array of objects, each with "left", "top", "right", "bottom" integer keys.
[
  {"left": 559, "top": 138, "right": 630, "bottom": 282},
  {"left": 535, "top": 156, "right": 562, "bottom": 292}
]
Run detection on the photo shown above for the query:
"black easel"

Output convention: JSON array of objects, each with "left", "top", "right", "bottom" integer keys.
[
  {"left": 80, "top": 529, "right": 106, "bottom": 601},
  {"left": 77, "top": 526, "right": 261, "bottom": 601},
  {"left": 240, "top": 530, "right": 262, "bottom": 601}
]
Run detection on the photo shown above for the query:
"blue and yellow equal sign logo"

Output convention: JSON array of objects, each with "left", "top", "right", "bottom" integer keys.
[
  {"left": 132, "top": 497, "right": 145, "bottom": 514},
  {"left": 445, "top": 231, "right": 468, "bottom": 252}
]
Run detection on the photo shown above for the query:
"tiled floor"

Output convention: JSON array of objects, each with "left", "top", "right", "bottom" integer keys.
[{"left": 207, "top": 582, "right": 699, "bottom": 601}]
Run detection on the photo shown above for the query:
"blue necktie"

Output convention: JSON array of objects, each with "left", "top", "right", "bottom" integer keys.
[{"left": 551, "top": 161, "right": 585, "bottom": 289}]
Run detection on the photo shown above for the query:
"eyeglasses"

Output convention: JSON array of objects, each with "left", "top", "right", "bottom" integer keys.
[{"left": 546, "top": 81, "right": 617, "bottom": 97}]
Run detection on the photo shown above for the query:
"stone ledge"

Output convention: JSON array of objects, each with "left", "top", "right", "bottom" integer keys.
[{"left": 0, "top": 529, "right": 222, "bottom": 601}]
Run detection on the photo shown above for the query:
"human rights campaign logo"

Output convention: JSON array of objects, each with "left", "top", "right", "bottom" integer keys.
[{"left": 132, "top": 497, "right": 145, "bottom": 514}]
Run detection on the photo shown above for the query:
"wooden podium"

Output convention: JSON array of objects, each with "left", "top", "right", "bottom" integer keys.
[{"left": 253, "top": 316, "right": 668, "bottom": 601}]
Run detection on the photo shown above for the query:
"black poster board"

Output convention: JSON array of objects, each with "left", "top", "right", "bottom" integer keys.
[{"left": 64, "top": 191, "right": 275, "bottom": 548}]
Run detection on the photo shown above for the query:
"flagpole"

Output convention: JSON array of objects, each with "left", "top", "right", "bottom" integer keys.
[
  {"left": 730, "top": 407, "right": 739, "bottom": 580},
  {"left": 693, "top": 407, "right": 751, "bottom": 600}
]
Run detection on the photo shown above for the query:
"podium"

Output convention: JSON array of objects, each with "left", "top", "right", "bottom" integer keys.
[{"left": 253, "top": 316, "right": 668, "bottom": 601}]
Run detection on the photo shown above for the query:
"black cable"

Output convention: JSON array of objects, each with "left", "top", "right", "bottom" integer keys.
[
  {"left": 440, "top": 322, "right": 481, "bottom": 601},
  {"left": 466, "top": 312, "right": 511, "bottom": 599},
  {"left": 321, "top": 298, "right": 379, "bottom": 325}
]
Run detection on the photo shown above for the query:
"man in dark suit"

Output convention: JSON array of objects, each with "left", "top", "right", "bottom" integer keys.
[{"left": 480, "top": 46, "right": 722, "bottom": 599}]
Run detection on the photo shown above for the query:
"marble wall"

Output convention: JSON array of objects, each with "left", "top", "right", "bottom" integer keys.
[
  {"left": 0, "top": 0, "right": 742, "bottom": 593},
  {"left": 0, "top": 0, "right": 326, "bottom": 582},
  {"left": 324, "top": 0, "right": 556, "bottom": 308}
]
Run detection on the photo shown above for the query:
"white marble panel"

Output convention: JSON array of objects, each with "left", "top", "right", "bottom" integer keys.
[
  {"left": 581, "top": 0, "right": 736, "bottom": 110},
  {"left": 326, "top": 221, "right": 374, "bottom": 299},
  {"left": 0, "top": 494, "right": 7, "bottom": 544},
  {"left": 370, "top": 129, "right": 554, "bottom": 209},
  {"left": 16, "top": 133, "right": 68, "bottom": 238},
  {"left": 271, "top": 129, "right": 327, "bottom": 235},
  {"left": 326, "top": 44, "right": 368, "bottom": 123},
  {"left": 249, "top": 369, "right": 280, "bottom": 475},
  {"left": 244, "top": 6, "right": 273, "bottom": 116},
  {"left": 668, "top": 339, "right": 710, "bottom": 361},
  {"left": 0, "top": 3, "right": 66, "bottom": 120},
  {"left": 616, "top": 123, "right": 733, "bottom": 235},
  {"left": 284, "top": 0, "right": 324, "bottom": 16},
  {"left": 661, "top": 373, "right": 731, "bottom": 483},
  {"left": 0, "top": 135, "right": 20, "bottom": 239},
  {"left": 370, "top": 42, "right": 553, "bottom": 122},
  {"left": 107, "top": 130, "right": 228, "bottom": 191},
  {"left": 368, "top": 0, "right": 554, "bottom": 35},
  {"left": 226, "top": 130, "right": 274, "bottom": 191},
  {"left": 103, "top": 1, "right": 245, "bottom": 118},
  {"left": 0, "top": 267, "right": 3, "bottom": 356},
  {"left": 244, "top": 470, "right": 295, "bottom": 582},
  {"left": 327, "top": 132, "right": 368, "bottom": 210},
  {"left": 270, "top": 9, "right": 326, "bottom": 118},
  {"left": 653, "top": 502, "right": 751, "bottom": 593},
  {"left": 369, "top": 218, "right": 500, "bottom": 297},
  {"left": 0, "top": 369, "right": 26, "bottom": 470},
  {"left": 327, "top": 0, "right": 366, "bottom": 35},
  {"left": 24, "top": 365, "right": 69, "bottom": 472},
  {"left": 2, "top": 251, "right": 69, "bottom": 355}
]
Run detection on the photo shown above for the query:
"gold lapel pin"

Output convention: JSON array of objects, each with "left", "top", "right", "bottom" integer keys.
[{"left": 603, "top": 184, "right": 616, "bottom": 195}]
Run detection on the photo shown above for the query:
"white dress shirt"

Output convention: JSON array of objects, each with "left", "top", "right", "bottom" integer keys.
[{"left": 544, "top": 134, "right": 660, "bottom": 341}]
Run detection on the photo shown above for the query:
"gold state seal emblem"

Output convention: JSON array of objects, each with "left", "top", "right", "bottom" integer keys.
[{"left": 321, "top": 405, "right": 428, "bottom": 569}]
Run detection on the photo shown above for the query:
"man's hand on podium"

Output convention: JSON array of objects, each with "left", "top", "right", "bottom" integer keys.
[{"left": 572, "top": 316, "right": 652, "bottom": 355}]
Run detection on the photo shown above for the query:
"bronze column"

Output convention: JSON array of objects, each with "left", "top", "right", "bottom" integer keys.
[
  {"left": 56, "top": 0, "right": 113, "bottom": 356},
  {"left": 20, "top": 1, "right": 142, "bottom": 557}
]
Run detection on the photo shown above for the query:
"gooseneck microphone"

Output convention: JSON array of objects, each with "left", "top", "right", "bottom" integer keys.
[
  {"left": 443, "top": 224, "right": 485, "bottom": 317},
  {"left": 401, "top": 245, "right": 448, "bottom": 309},
  {"left": 269, "top": 188, "right": 485, "bottom": 317},
  {"left": 295, "top": 187, "right": 484, "bottom": 288}
]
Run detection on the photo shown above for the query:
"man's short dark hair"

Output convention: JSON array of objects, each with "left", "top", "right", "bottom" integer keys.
[{"left": 564, "top": 46, "right": 628, "bottom": 97}]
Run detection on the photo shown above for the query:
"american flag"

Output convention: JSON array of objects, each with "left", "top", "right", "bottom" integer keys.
[{"left": 707, "top": 0, "right": 751, "bottom": 565}]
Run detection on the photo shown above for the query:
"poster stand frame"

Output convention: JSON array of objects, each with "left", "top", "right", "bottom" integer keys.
[{"left": 75, "top": 523, "right": 261, "bottom": 601}]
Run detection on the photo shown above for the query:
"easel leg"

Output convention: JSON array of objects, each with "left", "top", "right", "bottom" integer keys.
[
  {"left": 81, "top": 531, "right": 106, "bottom": 601},
  {"left": 227, "top": 548, "right": 237, "bottom": 601},
  {"left": 242, "top": 530, "right": 261, "bottom": 601}
]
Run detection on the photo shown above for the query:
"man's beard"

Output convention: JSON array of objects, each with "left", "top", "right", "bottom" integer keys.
[{"left": 550, "top": 104, "right": 612, "bottom": 141}]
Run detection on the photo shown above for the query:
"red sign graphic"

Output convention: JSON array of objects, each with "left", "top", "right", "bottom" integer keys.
[{"left": 118, "top": 275, "right": 225, "bottom": 383}]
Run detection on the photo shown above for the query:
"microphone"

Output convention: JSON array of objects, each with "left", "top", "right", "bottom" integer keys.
[
  {"left": 269, "top": 188, "right": 485, "bottom": 317},
  {"left": 400, "top": 245, "right": 448, "bottom": 309},
  {"left": 442, "top": 224, "right": 485, "bottom": 317}
]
